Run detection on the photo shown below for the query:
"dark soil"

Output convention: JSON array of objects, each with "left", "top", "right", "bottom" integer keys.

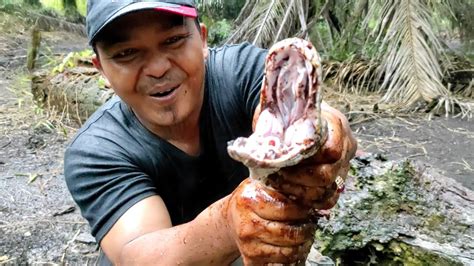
[
  {"left": 0, "top": 9, "right": 472, "bottom": 265},
  {"left": 0, "top": 10, "right": 98, "bottom": 264},
  {"left": 353, "top": 115, "right": 474, "bottom": 190}
]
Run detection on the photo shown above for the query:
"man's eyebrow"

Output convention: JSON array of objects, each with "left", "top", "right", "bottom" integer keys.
[
  {"left": 96, "top": 14, "right": 189, "bottom": 49},
  {"left": 98, "top": 31, "right": 132, "bottom": 50}
]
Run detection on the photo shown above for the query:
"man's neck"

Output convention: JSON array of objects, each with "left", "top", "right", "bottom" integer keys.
[
  {"left": 166, "top": 122, "right": 201, "bottom": 156},
  {"left": 135, "top": 110, "right": 202, "bottom": 156}
]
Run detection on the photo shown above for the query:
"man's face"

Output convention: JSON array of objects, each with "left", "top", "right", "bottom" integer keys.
[{"left": 93, "top": 11, "right": 208, "bottom": 132}]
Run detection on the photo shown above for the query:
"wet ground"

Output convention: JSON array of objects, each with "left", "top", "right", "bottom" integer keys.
[
  {"left": 0, "top": 11, "right": 98, "bottom": 264},
  {"left": 0, "top": 9, "right": 472, "bottom": 265},
  {"left": 353, "top": 115, "right": 474, "bottom": 190}
]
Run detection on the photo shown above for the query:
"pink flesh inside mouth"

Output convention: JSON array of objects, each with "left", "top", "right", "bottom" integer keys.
[{"left": 227, "top": 38, "right": 326, "bottom": 180}]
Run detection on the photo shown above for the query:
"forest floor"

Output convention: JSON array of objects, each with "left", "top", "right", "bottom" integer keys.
[
  {"left": 0, "top": 11, "right": 98, "bottom": 264},
  {"left": 0, "top": 10, "right": 472, "bottom": 265}
]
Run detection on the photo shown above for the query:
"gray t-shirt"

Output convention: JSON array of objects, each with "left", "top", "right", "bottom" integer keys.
[{"left": 64, "top": 42, "right": 267, "bottom": 245}]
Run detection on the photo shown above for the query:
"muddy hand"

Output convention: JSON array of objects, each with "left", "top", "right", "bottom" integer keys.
[
  {"left": 224, "top": 179, "right": 315, "bottom": 265},
  {"left": 270, "top": 103, "right": 357, "bottom": 210}
]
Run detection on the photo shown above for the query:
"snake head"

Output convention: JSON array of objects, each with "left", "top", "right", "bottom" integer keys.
[{"left": 228, "top": 38, "right": 327, "bottom": 180}]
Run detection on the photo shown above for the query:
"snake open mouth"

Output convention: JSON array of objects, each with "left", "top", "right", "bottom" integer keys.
[{"left": 227, "top": 38, "right": 326, "bottom": 179}]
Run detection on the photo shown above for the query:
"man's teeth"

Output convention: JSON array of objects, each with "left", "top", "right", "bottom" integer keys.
[{"left": 152, "top": 88, "right": 176, "bottom": 97}]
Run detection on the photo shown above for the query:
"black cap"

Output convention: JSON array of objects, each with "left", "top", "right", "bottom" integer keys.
[{"left": 86, "top": 0, "right": 197, "bottom": 45}]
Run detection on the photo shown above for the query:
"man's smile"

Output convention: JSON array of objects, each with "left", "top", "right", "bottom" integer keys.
[
  {"left": 150, "top": 86, "right": 178, "bottom": 98},
  {"left": 147, "top": 84, "right": 181, "bottom": 105}
]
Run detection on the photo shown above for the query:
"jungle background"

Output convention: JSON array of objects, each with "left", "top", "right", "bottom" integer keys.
[{"left": 0, "top": 0, "right": 472, "bottom": 264}]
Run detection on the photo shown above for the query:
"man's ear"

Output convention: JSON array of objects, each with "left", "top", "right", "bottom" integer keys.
[
  {"left": 200, "top": 23, "right": 209, "bottom": 59},
  {"left": 92, "top": 56, "right": 102, "bottom": 72},
  {"left": 92, "top": 56, "right": 111, "bottom": 88}
]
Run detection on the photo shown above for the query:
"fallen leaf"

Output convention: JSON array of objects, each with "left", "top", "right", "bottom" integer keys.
[
  {"left": 52, "top": 205, "right": 76, "bottom": 217},
  {"left": 28, "top": 173, "right": 42, "bottom": 184}
]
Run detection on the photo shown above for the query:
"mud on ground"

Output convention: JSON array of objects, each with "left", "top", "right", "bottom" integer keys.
[
  {"left": 0, "top": 10, "right": 472, "bottom": 265},
  {"left": 353, "top": 114, "right": 474, "bottom": 190},
  {"left": 0, "top": 11, "right": 98, "bottom": 264}
]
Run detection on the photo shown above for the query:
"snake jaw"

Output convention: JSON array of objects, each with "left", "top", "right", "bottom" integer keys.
[{"left": 227, "top": 38, "right": 326, "bottom": 180}]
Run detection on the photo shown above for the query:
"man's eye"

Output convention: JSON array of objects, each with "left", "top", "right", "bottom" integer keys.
[
  {"left": 113, "top": 48, "right": 137, "bottom": 59},
  {"left": 164, "top": 35, "right": 187, "bottom": 45}
]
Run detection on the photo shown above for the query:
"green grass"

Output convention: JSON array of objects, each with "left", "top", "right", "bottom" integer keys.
[
  {"left": 0, "top": 0, "right": 86, "bottom": 16},
  {"left": 40, "top": 0, "right": 86, "bottom": 16}
]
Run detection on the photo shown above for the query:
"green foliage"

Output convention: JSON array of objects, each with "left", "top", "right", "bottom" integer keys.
[
  {"left": 39, "top": 0, "right": 85, "bottom": 22},
  {"left": 24, "top": 0, "right": 40, "bottom": 6},
  {"left": 197, "top": 0, "right": 245, "bottom": 20},
  {"left": 52, "top": 49, "right": 93, "bottom": 74},
  {"left": 0, "top": 0, "right": 86, "bottom": 23},
  {"left": 74, "top": 0, "right": 85, "bottom": 16},
  {"left": 203, "top": 18, "right": 232, "bottom": 46},
  {"left": 197, "top": 0, "right": 244, "bottom": 46},
  {"left": 309, "top": 22, "right": 333, "bottom": 59}
]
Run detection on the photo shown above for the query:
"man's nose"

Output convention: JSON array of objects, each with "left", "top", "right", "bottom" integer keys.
[{"left": 143, "top": 52, "right": 171, "bottom": 79}]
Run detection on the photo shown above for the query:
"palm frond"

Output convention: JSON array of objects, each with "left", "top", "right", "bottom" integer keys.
[
  {"left": 253, "top": 0, "right": 277, "bottom": 44},
  {"left": 366, "top": 0, "right": 452, "bottom": 111},
  {"left": 323, "top": 57, "right": 381, "bottom": 94},
  {"left": 226, "top": 0, "right": 308, "bottom": 48},
  {"left": 442, "top": 53, "right": 474, "bottom": 98},
  {"left": 197, "top": 0, "right": 223, "bottom": 12},
  {"left": 233, "top": 0, "right": 259, "bottom": 25}
]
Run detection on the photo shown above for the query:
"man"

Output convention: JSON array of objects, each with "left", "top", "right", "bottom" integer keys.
[{"left": 64, "top": 0, "right": 357, "bottom": 265}]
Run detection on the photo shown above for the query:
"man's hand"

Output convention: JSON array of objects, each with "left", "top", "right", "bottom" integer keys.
[
  {"left": 224, "top": 178, "right": 315, "bottom": 265},
  {"left": 227, "top": 102, "right": 356, "bottom": 265},
  {"left": 270, "top": 102, "right": 357, "bottom": 210}
]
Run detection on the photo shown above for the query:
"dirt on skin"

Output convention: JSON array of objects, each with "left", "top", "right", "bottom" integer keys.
[{"left": 0, "top": 10, "right": 473, "bottom": 265}]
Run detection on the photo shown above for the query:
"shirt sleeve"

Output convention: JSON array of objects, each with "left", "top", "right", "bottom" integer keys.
[
  {"left": 231, "top": 42, "right": 267, "bottom": 119},
  {"left": 64, "top": 130, "right": 157, "bottom": 243},
  {"left": 209, "top": 43, "right": 267, "bottom": 122}
]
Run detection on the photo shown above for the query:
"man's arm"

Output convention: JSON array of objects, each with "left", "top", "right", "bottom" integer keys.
[
  {"left": 100, "top": 179, "right": 319, "bottom": 266},
  {"left": 97, "top": 102, "right": 356, "bottom": 265},
  {"left": 101, "top": 195, "right": 239, "bottom": 265}
]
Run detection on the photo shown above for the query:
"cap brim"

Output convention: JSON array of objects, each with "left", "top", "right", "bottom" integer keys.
[
  {"left": 115, "top": 2, "right": 198, "bottom": 19},
  {"left": 91, "top": 2, "right": 197, "bottom": 44},
  {"left": 153, "top": 5, "right": 197, "bottom": 18}
]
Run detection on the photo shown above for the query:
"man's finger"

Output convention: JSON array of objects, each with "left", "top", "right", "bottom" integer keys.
[
  {"left": 312, "top": 188, "right": 340, "bottom": 210},
  {"left": 240, "top": 239, "right": 313, "bottom": 265},
  {"left": 267, "top": 176, "right": 326, "bottom": 205},
  {"left": 311, "top": 111, "right": 344, "bottom": 164},
  {"left": 236, "top": 213, "right": 315, "bottom": 246},
  {"left": 278, "top": 162, "right": 339, "bottom": 187},
  {"left": 236, "top": 179, "right": 309, "bottom": 221}
]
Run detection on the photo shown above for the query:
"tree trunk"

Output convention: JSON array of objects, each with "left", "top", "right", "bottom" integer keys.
[
  {"left": 314, "top": 155, "right": 474, "bottom": 265},
  {"left": 63, "top": 0, "right": 84, "bottom": 24},
  {"left": 338, "top": 0, "right": 368, "bottom": 51},
  {"left": 63, "top": 0, "right": 77, "bottom": 9},
  {"left": 31, "top": 67, "right": 114, "bottom": 124},
  {"left": 27, "top": 25, "right": 41, "bottom": 71}
]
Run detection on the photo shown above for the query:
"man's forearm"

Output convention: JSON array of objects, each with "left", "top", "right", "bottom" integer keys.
[{"left": 118, "top": 196, "right": 239, "bottom": 265}]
